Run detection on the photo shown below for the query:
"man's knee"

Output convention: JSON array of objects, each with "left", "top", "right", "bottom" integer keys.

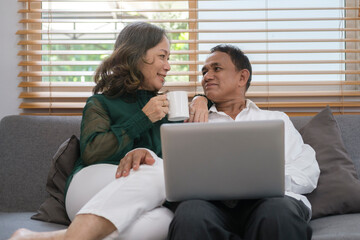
[
  {"left": 172, "top": 200, "right": 212, "bottom": 226},
  {"left": 247, "top": 197, "right": 311, "bottom": 240},
  {"left": 168, "top": 200, "right": 235, "bottom": 240},
  {"left": 254, "top": 197, "right": 300, "bottom": 220}
]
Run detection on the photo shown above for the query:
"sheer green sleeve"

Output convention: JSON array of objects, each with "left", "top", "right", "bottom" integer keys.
[
  {"left": 80, "top": 96, "right": 153, "bottom": 165},
  {"left": 80, "top": 97, "right": 121, "bottom": 165}
]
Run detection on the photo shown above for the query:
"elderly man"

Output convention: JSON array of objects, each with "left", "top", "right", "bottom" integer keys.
[{"left": 167, "top": 44, "right": 320, "bottom": 240}]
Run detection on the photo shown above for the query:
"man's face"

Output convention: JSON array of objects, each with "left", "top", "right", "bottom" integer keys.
[{"left": 201, "top": 51, "right": 243, "bottom": 102}]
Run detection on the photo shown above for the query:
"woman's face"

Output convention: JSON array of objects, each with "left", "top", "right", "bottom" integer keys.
[{"left": 138, "top": 36, "right": 171, "bottom": 91}]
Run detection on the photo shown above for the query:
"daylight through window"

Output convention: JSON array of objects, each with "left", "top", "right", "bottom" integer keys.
[{"left": 17, "top": 0, "right": 360, "bottom": 115}]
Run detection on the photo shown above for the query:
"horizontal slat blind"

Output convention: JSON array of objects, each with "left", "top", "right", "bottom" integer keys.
[{"left": 17, "top": 0, "right": 360, "bottom": 116}]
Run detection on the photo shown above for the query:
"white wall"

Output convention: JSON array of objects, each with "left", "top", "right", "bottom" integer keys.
[{"left": 0, "top": 0, "right": 22, "bottom": 120}]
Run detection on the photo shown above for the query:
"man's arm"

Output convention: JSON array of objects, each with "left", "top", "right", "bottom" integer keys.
[{"left": 282, "top": 115, "right": 320, "bottom": 195}]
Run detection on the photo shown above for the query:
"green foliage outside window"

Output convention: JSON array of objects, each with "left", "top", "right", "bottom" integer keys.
[{"left": 42, "top": 2, "right": 190, "bottom": 83}]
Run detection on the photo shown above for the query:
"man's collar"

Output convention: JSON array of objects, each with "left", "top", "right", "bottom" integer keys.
[{"left": 209, "top": 99, "right": 259, "bottom": 113}]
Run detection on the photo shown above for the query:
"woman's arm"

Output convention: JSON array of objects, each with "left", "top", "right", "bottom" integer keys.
[
  {"left": 80, "top": 94, "right": 168, "bottom": 166},
  {"left": 187, "top": 94, "right": 210, "bottom": 122},
  {"left": 80, "top": 97, "right": 152, "bottom": 165}
]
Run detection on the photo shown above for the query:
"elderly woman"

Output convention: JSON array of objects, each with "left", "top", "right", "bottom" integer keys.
[{"left": 10, "top": 22, "right": 207, "bottom": 240}]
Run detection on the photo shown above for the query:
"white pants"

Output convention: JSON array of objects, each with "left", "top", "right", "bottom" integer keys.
[{"left": 65, "top": 151, "right": 173, "bottom": 240}]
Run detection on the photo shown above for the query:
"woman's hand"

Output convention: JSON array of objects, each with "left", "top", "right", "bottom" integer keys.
[
  {"left": 116, "top": 149, "right": 155, "bottom": 178},
  {"left": 186, "top": 95, "right": 209, "bottom": 122},
  {"left": 142, "top": 95, "right": 169, "bottom": 123}
]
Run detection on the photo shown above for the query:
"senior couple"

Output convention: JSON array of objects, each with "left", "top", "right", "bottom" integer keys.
[{"left": 10, "top": 22, "right": 319, "bottom": 240}]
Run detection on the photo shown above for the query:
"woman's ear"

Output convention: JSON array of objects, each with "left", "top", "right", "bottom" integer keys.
[{"left": 238, "top": 69, "right": 250, "bottom": 88}]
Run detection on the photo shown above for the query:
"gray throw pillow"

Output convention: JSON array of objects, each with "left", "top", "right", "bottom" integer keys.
[
  {"left": 300, "top": 106, "right": 360, "bottom": 219},
  {"left": 31, "top": 135, "right": 80, "bottom": 225}
]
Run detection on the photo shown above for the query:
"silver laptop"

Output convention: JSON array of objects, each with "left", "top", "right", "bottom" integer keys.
[{"left": 160, "top": 120, "right": 285, "bottom": 202}]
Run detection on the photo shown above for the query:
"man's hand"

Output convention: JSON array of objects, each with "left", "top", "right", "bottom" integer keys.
[
  {"left": 116, "top": 149, "right": 155, "bottom": 178},
  {"left": 186, "top": 95, "right": 209, "bottom": 122},
  {"left": 142, "top": 95, "right": 169, "bottom": 123}
]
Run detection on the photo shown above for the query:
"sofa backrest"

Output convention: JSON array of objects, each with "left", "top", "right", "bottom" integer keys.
[
  {"left": 0, "top": 114, "right": 359, "bottom": 212},
  {"left": 0, "top": 115, "right": 81, "bottom": 212}
]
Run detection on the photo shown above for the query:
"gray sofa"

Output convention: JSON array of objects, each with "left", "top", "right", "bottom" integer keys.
[{"left": 1, "top": 114, "right": 360, "bottom": 240}]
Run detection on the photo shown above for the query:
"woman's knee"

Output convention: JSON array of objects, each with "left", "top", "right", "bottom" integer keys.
[
  {"left": 119, "top": 207, "right": 174, "bottom": 240},
  {"left": 124, "top": 164, "right": 165, "bottom": 199}
]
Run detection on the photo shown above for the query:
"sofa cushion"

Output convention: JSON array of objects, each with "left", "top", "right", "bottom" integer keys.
[
  {"left": 310, "top": 213, "right": 360, "bottom": 240},
  {"left": 300, "top": 106, "right": 360, "bottom": 219},
  {"left": 31, "top": 135, "right": 80, "bottom": 225},
  {"left": 333, "top": 114, "right": 360, "bottom": 177},
  {"left": 0, "top": 212, "right": 67, "bottom": 240}
]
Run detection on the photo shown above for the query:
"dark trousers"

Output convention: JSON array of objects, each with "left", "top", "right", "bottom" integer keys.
[{"left": 167, "top": 196, "right": 312, "bottom": 240}]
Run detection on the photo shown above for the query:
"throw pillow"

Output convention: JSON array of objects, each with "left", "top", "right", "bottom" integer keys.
[
  {"left": 300, "top": 106, "right": 360, "bottom": 219},
  {"left": 31, "top": 135, "right": 80, "bottom": 225}
]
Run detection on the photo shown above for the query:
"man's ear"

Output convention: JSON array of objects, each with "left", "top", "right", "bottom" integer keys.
[{"left": 238, "top": 69, "right": 250, "bottom": 88}]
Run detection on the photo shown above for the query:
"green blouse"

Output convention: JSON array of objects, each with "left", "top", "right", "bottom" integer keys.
[{"left": 65, "top": 90, "right": 170, "bottom": 194}]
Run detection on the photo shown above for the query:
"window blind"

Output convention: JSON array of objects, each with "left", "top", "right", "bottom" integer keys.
[{"left": 17, "top": 0, "right": 360, "bottom": 116}]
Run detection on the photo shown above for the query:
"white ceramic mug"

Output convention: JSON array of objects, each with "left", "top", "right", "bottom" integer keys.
[{"left": 167, "top": 91, "right": 189, "bottom": 121}]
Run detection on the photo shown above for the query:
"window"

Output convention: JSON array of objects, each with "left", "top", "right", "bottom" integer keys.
[{"left": 17, "top": 0, "right": 360, "bottom": 116}]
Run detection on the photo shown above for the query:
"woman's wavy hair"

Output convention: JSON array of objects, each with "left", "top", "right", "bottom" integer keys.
[{"left": 93, "top": 22, "right": 167, "bottom": 97}]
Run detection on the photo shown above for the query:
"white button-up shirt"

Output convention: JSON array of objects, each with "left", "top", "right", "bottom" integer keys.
[{"left": 208, "top": 99, "right": 320, "bottom": 215}]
